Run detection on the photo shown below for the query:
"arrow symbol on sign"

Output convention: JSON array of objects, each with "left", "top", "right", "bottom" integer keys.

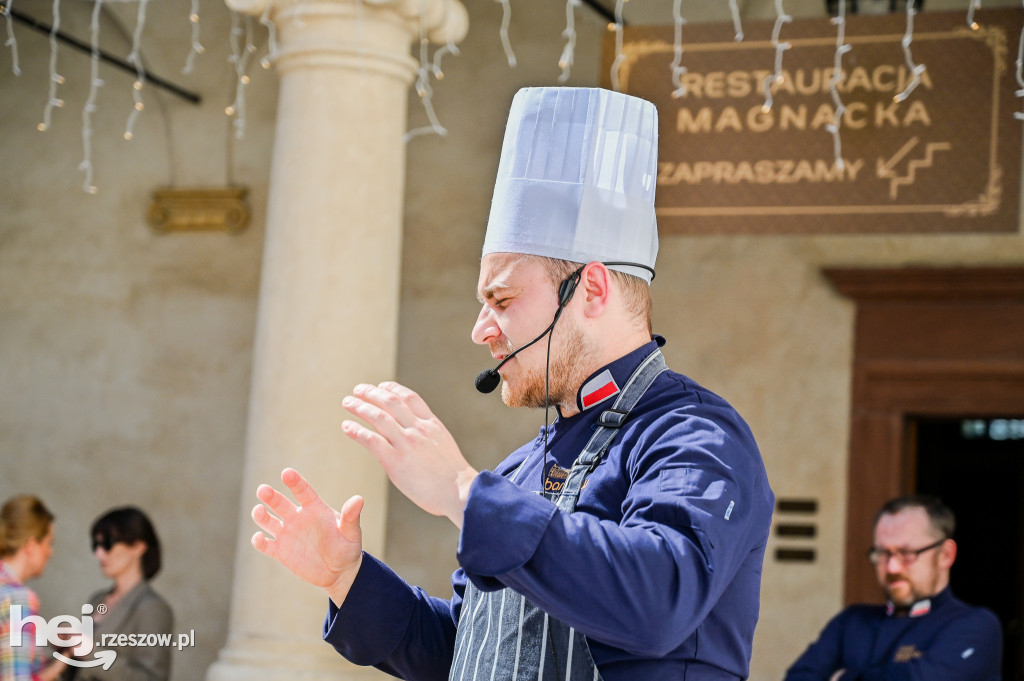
[{"left": 877, "top": 136, "right": 952, "bottom": 199}]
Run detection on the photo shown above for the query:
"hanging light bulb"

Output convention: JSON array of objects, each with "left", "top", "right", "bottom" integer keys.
[
  {"left": 893, "top": 0, "right": 926, "bottom": 103},
  {"left": 670, "top": 0, "right": 687, "bottom": 98},
  {"left": 609, "top": 0, "right": 625, "bottom": 91},
  {"left": 557, "top": 0, "right": 579, "bottom": 83},
  {"left": 495, "top": 0, "right": 516, "bottom": 66},
  {"left": 825, "top": 0, "right": 851, "bottom": 172},
  {"left": 38, "top": 0, "right": 65, "bottom": 133},
  {"left": 78, "top": 0, "right": 104, "bottom": 193},
  {"left": 761, "top": 0, "right": 792, "bottom": 113}
]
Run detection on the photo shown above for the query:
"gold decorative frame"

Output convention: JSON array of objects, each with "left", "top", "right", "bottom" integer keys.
[
  {"left": 620, "top": 26, "right": 1007, "bottom": 220},
  {"left": 608, "top": 9, "right": 1022, "bottom": 234}
]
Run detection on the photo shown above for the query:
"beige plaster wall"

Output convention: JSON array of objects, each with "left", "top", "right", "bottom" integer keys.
[
  {"left": 2, "top": 1, "right": 1023, "bottom": 681},
  {"left": 0, "top": 2, "right": 275, "bottom": 680}
]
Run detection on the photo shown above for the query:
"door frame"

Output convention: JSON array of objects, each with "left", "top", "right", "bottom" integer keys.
[{"left": 823, "top": 266, "right": 1024, "bottom": 604}]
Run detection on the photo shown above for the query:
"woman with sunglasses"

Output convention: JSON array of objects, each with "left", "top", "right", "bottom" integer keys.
[
  {"left": 0, "top": 495, "right": 66, "bottom": 681},
  {"left": 77, "top": 507, "right": 173, "bottom": 681}
]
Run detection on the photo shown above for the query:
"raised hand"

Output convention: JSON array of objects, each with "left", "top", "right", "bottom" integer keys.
[
  {"left": 251, "top": 468, "right": 365, "bottom": 607},
  {"left": 341, "top": 381, "right": 478, "bottom": 528}
]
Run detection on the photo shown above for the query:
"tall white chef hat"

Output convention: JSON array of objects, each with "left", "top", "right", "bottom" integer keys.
[{"left": 482, "top": 87, "right": 659, "bottom": 283}]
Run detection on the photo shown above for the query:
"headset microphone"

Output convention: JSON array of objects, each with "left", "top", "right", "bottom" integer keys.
[
  {"left": 474, "top": 368, "right": 502, "bottom": 394},
  {"left": 474, "top": 310, "right": 567, "bottom": 393},
  {"left": 474, "top": 266, "right": 584, "bottom": 394},
  {"left": 472, "top": 261, "right": 653, "bottom": 394}
]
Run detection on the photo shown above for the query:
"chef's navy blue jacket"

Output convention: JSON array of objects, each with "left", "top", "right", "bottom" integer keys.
[{"left": 324, "top": 338, "right": 776, "bottom": 681}]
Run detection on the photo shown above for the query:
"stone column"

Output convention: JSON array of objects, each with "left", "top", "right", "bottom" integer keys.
[{"left": 207, "top": 1, "right": 467, "bottom": 680}]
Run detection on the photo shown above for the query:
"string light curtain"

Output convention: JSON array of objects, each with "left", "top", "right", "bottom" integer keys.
[{"left": 0, "top": 0, "right": 1014, "bottom": 192}]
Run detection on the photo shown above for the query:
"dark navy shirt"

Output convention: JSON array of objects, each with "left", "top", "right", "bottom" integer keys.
[
  {"left": 784, "top": 587, "right": 1002, "bottom": 681},
  {"left": 325, "top": 338, "right": 775, "bottom": 681}
]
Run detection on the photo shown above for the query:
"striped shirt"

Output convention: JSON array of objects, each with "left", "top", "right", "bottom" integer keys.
[{"left": 1, "top": 562, "right": 45, "bottom": 681}]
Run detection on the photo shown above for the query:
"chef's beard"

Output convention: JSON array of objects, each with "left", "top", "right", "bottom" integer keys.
[{"left": 500, "top": 316, "right": 599, "bottom": 411}]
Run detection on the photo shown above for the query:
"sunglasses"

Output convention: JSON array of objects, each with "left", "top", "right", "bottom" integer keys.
[{"left": 91, "top": 536, "right": 123, "bottom": 552}]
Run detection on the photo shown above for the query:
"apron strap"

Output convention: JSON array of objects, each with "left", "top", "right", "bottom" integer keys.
[{"left": 554, "top": 349, "right": 668, "bottom": 513}]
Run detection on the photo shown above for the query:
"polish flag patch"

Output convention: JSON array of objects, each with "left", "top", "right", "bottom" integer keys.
[
  {"left": 580, "top": 369, "right": 619, "bottom": 410},
  {"left": 910, "top": 599, "right": 932, "bottom": 617}
]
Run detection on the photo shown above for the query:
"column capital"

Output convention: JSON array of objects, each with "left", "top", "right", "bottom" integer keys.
[
  {"left": 226, "top": 0, "right": 468, "bottom": 45},
  {"left": 225, "top": 0, "right": 466, "bottom": 80}
]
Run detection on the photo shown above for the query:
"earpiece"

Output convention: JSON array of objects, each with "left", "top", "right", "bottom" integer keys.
[{"left": 557, "top": 266, "right": 585, "bottom": 307}]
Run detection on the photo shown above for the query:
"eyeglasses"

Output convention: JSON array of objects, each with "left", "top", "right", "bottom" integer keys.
[
  {"left": 866, "top": 537, "right": 946, "bottom": 566},
  {"left": 92, "top": 536, "right": 121, "bottom": 552}
]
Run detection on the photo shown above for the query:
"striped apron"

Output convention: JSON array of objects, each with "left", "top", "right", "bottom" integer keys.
[{"left": 448, "top": 350, "right": 668, "bottom": 681}]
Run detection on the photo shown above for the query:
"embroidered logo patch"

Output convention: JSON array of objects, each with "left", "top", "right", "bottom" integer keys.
[
  {"left": 893, "top": 645, "right": 923, "bottom": 663},
  {"left": 580, "top": 370, "right": 619, "bottom": 410},
  {"left": 543, "top": 462, "right": 569, "bottom": 494}
]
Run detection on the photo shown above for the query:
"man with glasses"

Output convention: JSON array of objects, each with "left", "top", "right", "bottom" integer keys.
[{"left": 784, "top": 495, "right": 1002, "bottom": 681}]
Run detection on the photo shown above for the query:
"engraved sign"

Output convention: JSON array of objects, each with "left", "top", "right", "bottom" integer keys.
[{"left": 604, "top": 9, "right": 1023, "bottom": 234}]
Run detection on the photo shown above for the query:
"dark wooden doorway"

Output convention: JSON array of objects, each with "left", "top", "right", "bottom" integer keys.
[
  {"left": 913, "top": 416, "right": 1024, "bottom": 680},
  {"left": 825, "top": 266, "right": 1024, "bottom": 679}
]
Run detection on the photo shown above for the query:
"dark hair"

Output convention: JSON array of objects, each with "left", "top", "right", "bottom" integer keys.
[
  {"left": 875, "top": 494, "right": 955, "bottom": 540},
  {"left": 91, "top": 507, "right": 162, "bottom": 580},
  {"left": 0, "top": 496, "right": 54, "bottom": 558}
]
